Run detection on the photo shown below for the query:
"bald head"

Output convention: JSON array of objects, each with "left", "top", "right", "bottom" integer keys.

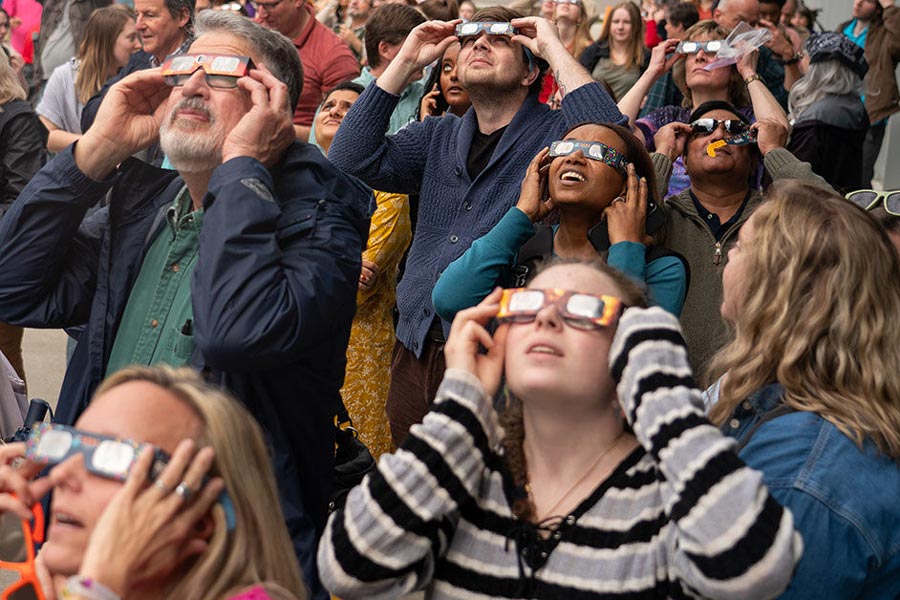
[{"left": 714, "top": 0, "right": 760, "bottom": 29}]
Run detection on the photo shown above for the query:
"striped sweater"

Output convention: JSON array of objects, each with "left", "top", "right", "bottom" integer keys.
[{"left": 318, "top": 307, "right": 802, "bottom": 599}]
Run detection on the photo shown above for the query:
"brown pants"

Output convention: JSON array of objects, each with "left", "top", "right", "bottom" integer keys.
[
  {"left": 0, "top": 322, "right": 24, "bottom": 383},
  {"left": 385, "top": 338, "right": 446, "bottom": 447}
]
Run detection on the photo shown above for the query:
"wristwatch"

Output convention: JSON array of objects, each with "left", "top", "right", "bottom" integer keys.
[{"left": 744, "top": 74, "right": 764, "bottom": 86}]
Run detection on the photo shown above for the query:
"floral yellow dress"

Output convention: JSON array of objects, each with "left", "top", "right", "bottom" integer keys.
[{"left": 340, "top": 191, "right": 411, "bottom": 459}]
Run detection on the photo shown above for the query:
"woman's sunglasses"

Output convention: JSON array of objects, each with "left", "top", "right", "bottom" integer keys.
[
  {"left": 676, "top": 40, "right": 725, "bottom": 54},
  {"left": 496, "top": 288, "right": 623, "bottom": 330},
  {"left": 846, "top": 189, "right": 900, "bottom": 216},
  {"left": 690, "top": 118, "right": 749, "bottom": 136}
]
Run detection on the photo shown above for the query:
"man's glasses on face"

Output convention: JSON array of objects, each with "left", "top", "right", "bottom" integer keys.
[
  {"left": 160, "top": 53, "right": 255, "bottom": 89},
  {"left": 690, "top": 118, "right": 749, "bottom": 136},
  {"left": 496, "top": 288, "right": 624, "bottom": 331},
  {"left": 548, "top": 140, "right": 629, "bottom": 176},
  {"left": 676, "top": 39, "right": 725, "bottom": 54}
]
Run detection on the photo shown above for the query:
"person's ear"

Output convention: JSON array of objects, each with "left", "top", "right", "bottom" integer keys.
[
  {"left": 176, "top": 8, "right": 191, "bottom": 28},
  {"left": 378, "top": 40, "right": 399, "bottom": 64},
  {"left": 521, "top": 64, "right": 540, "bottom": 88}
]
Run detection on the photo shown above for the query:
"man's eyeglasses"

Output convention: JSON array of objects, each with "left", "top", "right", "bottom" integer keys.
[
  {"left": 0, "top": 503, "right": 46, "bottom": 600},
  {"left": 690, "top": 118, "right": 749, "bottom": 136},
  {"left": 496, "top": 288, "right": 624, "bottom": 330},
  {"left": 548, "top": 140, "right": 629, "bottom": 176},
  {"left": 26, "top": 423, "right": 237, "bottom": 530},
  {"left": 676, "top": 40, "right": 725, "bottom": 54},
  {"left": 160, "top": 53, "right": 254, "bottom": 89},
  {"left": 846, "top": 189, "right": 900, "bottom": 216},
  {"left": 249, "top": 0, "right": 284, "bottom": 10}
]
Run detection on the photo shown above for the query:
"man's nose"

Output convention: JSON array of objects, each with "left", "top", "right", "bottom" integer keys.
[{"left": 181, "top": 68, "right": 211, "bottom": 96}]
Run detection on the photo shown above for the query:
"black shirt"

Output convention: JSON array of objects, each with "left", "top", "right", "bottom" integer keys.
[
  {"left": 467, "top": 126, "right": 508, "bottom": 180},
  {"left": 690, "top": 190, "right": 752, "bottom": 241}
]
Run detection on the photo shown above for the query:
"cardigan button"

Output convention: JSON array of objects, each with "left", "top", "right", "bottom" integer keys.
[
  {"left": 454, "top": 166, "right": 462, "bottom": 176},
  {"left": 742, "top": 400, "right": 752, "bottom": 410},
  {"left": 449, "top": 234, "right": 459, "bottom": 243},
  {"left": 463, "top": 201, "right": 472, "bottom": 211},
  {"left": 730, "top": 418, "right": 740, "bottom": 429}
]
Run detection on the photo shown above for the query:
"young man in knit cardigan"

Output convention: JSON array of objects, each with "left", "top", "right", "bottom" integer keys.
[{"left": 328, "top": 7, "right": 626, "bottom": 446}]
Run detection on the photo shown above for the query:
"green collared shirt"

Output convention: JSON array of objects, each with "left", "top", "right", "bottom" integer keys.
[{"left": 106, "top": 186, "right": 203, "bottom": 376}]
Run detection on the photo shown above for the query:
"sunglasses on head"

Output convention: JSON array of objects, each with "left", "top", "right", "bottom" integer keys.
[
  {"left": 846, "top": 189, "right": 900, "bottom": 215},
  {"left": 676, "top": 39, "right": 725, "bottom": 54},
  {"left": 26, "top": 424, "right": 237, "bottom": 529},
  {"left": 496, "top": 288, "right": 624, "bottom": 330},
  {"left": 160, "top": 53, "right": 254, "bottom": 89},
  {"left": 690, "top": 118, "right": 749, "bottom": 135},
  {"left": 548, "top": 140, "right": 629, "bottom": 176}
]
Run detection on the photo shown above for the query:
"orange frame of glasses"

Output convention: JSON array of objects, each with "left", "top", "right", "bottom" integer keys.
[{"left": 0, "top": 500, "right": 46, "bottom": 600}]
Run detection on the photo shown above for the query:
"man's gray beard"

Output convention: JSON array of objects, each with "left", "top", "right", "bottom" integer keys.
[{"left": 159, "top": 115, "right": 224, "bottom": 173}]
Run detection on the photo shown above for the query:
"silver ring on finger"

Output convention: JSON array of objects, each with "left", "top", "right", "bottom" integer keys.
[
  {"left": 174, "top": 481, "right": 193, "bottom": 502},
  {"left": 612, "top": 196, "right": 626, "bottom": 205}
]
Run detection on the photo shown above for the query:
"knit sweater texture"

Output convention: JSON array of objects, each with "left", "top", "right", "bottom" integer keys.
[
  {"left": 318, "top": 307, "right": 802, "bottom": 599},
  {"left": 328, "top": 82, "right": 625, "bottom": 357}
]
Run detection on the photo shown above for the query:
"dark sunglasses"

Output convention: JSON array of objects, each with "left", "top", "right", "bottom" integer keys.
[
  {"left": 846, "top": 189, "right": 900, "bottom": 216},
  {"left": 690, "top": 118, "right": 749, "bottom": 135}
]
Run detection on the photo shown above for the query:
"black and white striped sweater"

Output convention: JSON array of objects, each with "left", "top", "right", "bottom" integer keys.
[{"left": 318, "top": 307, "right": 802, "bottom": 599}]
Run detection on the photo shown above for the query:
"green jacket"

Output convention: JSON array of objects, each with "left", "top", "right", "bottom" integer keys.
[{"left": 652, "top": 148, "right": 829, "bottom": 375}]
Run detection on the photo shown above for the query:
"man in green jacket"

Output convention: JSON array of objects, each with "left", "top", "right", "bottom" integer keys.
[{"left": 652, "top": 100, "right": 829, "bottom": 375}]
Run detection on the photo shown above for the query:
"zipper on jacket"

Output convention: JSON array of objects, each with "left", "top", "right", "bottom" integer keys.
[{"left": 714, "top": 242, "right": 723, "bottom": 265}]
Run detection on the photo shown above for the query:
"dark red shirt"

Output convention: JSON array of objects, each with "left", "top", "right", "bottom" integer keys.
[{"left": 292, "top": 7, "right": 359, "bottom": 126}]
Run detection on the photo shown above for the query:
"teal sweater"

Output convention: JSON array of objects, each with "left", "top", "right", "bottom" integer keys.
[{"left": 432, "top": 207, "right": 687, "bottom": 319}]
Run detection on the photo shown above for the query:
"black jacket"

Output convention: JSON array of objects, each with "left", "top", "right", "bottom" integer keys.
[{"left": 0, "top": 100, "right": 46, "bottom": 217}]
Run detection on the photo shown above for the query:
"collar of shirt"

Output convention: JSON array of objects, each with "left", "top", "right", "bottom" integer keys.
[
  {"left": 689, "top": 189, "right": 751, "bottom": 241},
  {"left": 149, "top": 34, "right": 194, "bottom": 68},
  {"left": 843, "top": 19, "right": 867, "bottom": 48},
  {"left": 292, "top": 4, "right": 317, "bottom": 49},
  {"left": 166, "top": 185, "right": 203, "bottom": 234}
]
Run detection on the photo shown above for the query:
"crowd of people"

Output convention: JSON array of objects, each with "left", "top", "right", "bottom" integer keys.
[{"left": 0, "top": 0, "right": 899, "bottom": 597}]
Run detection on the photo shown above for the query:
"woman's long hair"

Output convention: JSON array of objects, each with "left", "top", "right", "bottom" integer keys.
[
  {"left": 95, "top": 366, "right": 308, "bottom": 600},
  {"left": 788, "top": 59, "right": 863, "bottom": 122},
  {"left": 597, "top": 2, "right": 645, "bottom": 69},
  {"left": 672, "top": 20, "right": 750, "bottom": 109},
  {"left": 75, "top": 5, "right": 136, "bottom": 105},
  {"left": 501, "top": 259, "right": 649, "bottom": 522},
  {"left": 707, "top": 182, "right": 900, "bottom": 458},
  {"left": 0, "top": 50, "right": 26, "bottom": 106}
]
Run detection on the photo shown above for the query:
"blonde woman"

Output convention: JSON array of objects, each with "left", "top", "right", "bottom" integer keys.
[
  {"left": 0, "top": 365, "right": 307, "bottom": 599},
  {"left": 580, "top": 1, "right": 648, "bottom": 101},
  {"left": 711, "top": 181, "right": 900, "bottom": 598},
  {"left": 37, "top": 4, "right": 141, "bottom": 152},
  {"left": 0, "top": 51, "right": 44, "bottom": 383}
]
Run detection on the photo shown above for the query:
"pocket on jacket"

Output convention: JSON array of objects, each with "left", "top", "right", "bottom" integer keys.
[
  {"left": 173, "top": 330, "right": 195, "bottom": 362},
  {"left": 277, "top": 207, "right": 318, "bottom": 243}
]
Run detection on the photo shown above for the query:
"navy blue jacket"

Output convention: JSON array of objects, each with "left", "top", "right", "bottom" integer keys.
[{"left": 0, "top": 143, "right": 373, "bottom": 598}]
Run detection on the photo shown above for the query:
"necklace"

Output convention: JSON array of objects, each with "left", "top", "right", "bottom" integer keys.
[{"left": 525, "top": 430, "right": 625, "bottom": 521}]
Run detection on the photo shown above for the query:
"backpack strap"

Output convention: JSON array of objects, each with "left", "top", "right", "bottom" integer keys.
[{"left": 511, "top": 224, "right": 553, "bottom": 287}]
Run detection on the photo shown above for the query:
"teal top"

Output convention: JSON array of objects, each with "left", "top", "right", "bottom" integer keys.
[
  {"left": 106, "top": 186, "right": 202, "bottom": 375},
  {"left": 432, "top": 207, "right": 687, "bottom": 320}
]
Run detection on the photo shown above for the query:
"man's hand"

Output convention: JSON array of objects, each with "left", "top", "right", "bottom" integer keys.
[
  {"left": 377, "top": 20, "right": 459, "bottom": 95},
  {"left": 337, "top": 25, "right": 362, "bottom": 54},
  {"left": 74, "top": 68, "right": 171, "bottom": 180},
  {"left": 752, "top": 117, "right": 789, "bottom": 156},
  {"left": 510, "top": 16, "right": 560, "bottom": 60},
  {"left": 222, "top": 66, "right": 295, "bottom": 167},
  {"left": 653, "top": 121, "right": 693, "bottom": 161}
]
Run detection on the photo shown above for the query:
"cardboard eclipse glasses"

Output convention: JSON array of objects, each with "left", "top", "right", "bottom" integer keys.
[{"left": 160, "top": 53, "right": 255, "bottom": 88}]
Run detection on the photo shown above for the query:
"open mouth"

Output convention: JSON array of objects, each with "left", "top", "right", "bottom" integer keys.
[
  {"left": 528, "top": 343, "right": 562, "bottom": 356},
  {"left": 560, "top": 170, "right": 586, "bottom": 183}
]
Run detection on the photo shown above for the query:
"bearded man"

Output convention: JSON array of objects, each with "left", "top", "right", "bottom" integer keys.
[{"left": 0, "top": 11, "right": 371, "bottom": 599}]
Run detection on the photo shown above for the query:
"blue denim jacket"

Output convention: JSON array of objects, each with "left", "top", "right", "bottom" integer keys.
[{"left": 722, "top": 383, "right": 900, "bottom": 598}]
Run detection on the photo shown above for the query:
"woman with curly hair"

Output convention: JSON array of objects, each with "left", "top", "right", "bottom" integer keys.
[{"left": 710, "top": 180, "right": 900, "bottom": 597}]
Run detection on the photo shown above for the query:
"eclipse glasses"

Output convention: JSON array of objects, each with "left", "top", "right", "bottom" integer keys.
[
  {"left": 676, "top": 40, "right": 725, "bottom": 54},
  {"left": 160, "top": 53, "right": 255, "bottom": 89},
  {"left": 496, "top": 288, "right": 623, "bottom": 330},
  {"left": 455, "top": 21, "right": 518, "bottom": 38},
  {"left": 548, "top": 140, "right": 630, "bottom": 176}
]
